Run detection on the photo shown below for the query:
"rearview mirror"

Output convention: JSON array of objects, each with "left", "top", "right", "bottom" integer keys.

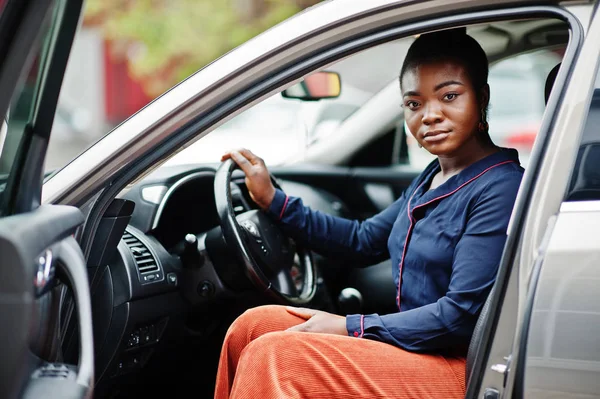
[{"left": 281, "top": 71, "right": 341, "bottom": 101}]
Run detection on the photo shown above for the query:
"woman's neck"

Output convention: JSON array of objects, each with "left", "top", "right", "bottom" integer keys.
[{"left": 437, "top": 135, "right": 498, "bottom": 178}]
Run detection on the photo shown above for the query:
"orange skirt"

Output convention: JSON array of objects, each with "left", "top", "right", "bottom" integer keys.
[{"left": 214, "top": 305, "right": 466, "bottom": 399}]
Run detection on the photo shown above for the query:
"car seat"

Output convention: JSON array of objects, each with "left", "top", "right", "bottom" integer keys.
[
  {"left": 545, "top": 62, "right": 600, "bottom": 200},
  {"left": 545, "top": 62, "right": 561, "bottom": 105}
]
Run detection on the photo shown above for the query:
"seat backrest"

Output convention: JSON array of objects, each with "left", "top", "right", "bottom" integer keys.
[
  {"left": 465, "top": 286, "right": 494, "bottom": 387},
  {"left": 545, "top": 62, "right": 561, "bottom": 105}
]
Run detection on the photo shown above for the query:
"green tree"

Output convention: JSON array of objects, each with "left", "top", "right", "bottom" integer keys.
[{"left": 84, "top": 0, "right": 321, "bottom": 97}]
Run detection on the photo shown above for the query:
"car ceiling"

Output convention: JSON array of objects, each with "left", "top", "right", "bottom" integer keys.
[{"left": 326, "top": 18, "right": 568, "bottom": 99}]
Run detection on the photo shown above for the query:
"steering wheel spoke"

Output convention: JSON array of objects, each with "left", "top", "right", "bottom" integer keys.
[
  {"left": 214, "top": 159, "right": 317, "bottom": 305},
  {"left": 273, "top": 269, "right": 299, "bottom": 297}
]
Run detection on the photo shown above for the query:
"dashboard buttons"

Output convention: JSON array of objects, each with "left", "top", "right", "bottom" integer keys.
[
  {"left": 139, "top": 325, "right": 155, "bottom": 344},
  {"left": 126, "top": 324, "right": 157, "bottom": 349},
  {"left": 34, "top": 249, "right": 56, "bottom": 297},
  {"left": 127, "top": 331, "right": 140, "bottom": 348},
  {"left": 167, "top": 272, "right": 178, "bottom": 286},
  {"left": 198, "top": 280, "right": 215, "bottom": 298}
]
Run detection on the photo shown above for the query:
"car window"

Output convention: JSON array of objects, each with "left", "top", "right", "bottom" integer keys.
[
  {"left": 564, "top": 66, "right": 600, "bottom": 201},
  {"left": 0, "top": 1, "right": 58, "bottom": 191},
  {"left": 164, "top": 39, "right": 411, "bottom": 167},
  {"left": 406, "top": 48, "right": 563, "bottom": 170}
]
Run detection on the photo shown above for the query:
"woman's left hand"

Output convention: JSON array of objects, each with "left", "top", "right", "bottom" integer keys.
[{"left": 285, "top": 306, "right": 348, "bottom": 336}]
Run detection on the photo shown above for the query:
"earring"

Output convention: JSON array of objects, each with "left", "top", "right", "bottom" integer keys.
[{"left": 478, "top": 109, "right": 489, "bottom": 132}]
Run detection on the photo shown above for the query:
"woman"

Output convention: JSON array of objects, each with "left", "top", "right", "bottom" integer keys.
[{"left": 214, "top": 27, "right": 524, "bottom": 399}]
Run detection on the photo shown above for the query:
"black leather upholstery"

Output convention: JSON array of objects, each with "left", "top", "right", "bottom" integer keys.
[
  {"left": 466, "top": 287, "right": 494, "bottom": 387},
  {"left": 567, "top": 143, "right": 600, "bottom": 201},
  {"left": 545, "top": 63, "right": 561, "bottom": 105}
]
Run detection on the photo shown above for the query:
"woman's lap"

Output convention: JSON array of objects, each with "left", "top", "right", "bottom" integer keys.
[{"left": 217, "top": 305, "right": 466, "bottom": 399}]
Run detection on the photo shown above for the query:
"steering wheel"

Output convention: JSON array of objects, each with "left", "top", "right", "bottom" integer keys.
[{"left": 214, "top": 159, "right": 317, "bottom": 305}]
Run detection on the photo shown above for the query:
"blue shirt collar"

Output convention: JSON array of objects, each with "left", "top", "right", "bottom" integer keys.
[{"left": 411, "top": 148, "right": 521, "bottom": 208}]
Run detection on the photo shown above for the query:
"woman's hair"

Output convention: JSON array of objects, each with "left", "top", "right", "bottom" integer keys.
[{"left": 400, "top": 27, "right": 489, "bottom": 97}]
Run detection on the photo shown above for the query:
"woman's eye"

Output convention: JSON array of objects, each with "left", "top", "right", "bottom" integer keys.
[
  {"left": 405, "top": 101, "right": 419, "bottom": 109},
  {"left": 444, "top": 93, "right": 458, "bottom": 101}
]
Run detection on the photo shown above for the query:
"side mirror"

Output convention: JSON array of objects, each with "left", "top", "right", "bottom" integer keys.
[{"left": 281, "top": 71, "right": 341, "bottom": 101}]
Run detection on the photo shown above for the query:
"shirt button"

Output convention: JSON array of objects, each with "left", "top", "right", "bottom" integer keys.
[{"left": 353, "top": 332, "right": 359, "bottom": 337}]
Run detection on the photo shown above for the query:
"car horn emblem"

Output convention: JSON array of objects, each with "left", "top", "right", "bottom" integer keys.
[{"left": 240, "top": 220, "right": 260, "bottom": 238}]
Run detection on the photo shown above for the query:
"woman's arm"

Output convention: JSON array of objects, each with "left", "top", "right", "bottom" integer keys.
[
  {"left": 268, "top": 188, "right": 405, "bottom": 263},
  {"left": 345, "top": 173, "right": 523, "bottom": 351},
  {"left": 223, "top": 148, "right": 409, "bottom": 264}
]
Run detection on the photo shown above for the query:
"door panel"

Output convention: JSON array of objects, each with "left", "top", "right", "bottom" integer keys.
[
  {"left": 0, "top": 205, "right": 94, "bottom": 399},
  {"left": 521, "top": 206, "right": 600, "bottom": 398},
  {"left": 0, "top": 0, "right": 88, "bottom": 397},
  {"left": 469, "top": 3, "right": 598, "bottom": 398}
]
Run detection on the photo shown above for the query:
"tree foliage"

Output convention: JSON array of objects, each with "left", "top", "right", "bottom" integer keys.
[{"left": 84, "top": 0, "right": 320, "bottom": 97}]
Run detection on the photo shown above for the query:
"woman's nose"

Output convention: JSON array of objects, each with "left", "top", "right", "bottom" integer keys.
[{"left": 421, "top": 102, "right": 443, "bottom": 125}]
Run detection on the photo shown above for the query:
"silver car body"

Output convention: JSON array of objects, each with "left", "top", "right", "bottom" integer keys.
[{"left": 40, "top": 0, "right": 600, "bottom": 398}]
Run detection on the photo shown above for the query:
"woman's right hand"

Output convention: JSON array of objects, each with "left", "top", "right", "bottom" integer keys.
[{"left": 221, "top": 148, "right": 276, "bottom": 211}]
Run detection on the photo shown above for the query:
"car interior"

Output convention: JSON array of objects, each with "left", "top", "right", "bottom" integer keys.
[{"left": 52, "top": 14, "right": 572, "bottom": 399}]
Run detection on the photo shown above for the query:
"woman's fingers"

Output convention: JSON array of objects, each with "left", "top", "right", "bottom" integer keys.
[
  {"left": 220, "top": 148, "right": 275, "bottom": 210},
  {"left": 285, "top": 306, "right": 317, "bottom": 320},
  {"left": 222, "top": 148, "right": 262, "bottom": 167},
  {"left": 230, "top": 151, "right": 253, "bottom": 172},
  {"left": 238, "top": 148, "right": 262, "bottom": 165},
  {"left": 220, "top": 153, "right": 232, "bottom": 161}
]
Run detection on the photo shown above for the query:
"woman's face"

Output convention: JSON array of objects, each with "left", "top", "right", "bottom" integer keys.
[{"left": 401, "top": 60, "right": 485, "bottom": 157}]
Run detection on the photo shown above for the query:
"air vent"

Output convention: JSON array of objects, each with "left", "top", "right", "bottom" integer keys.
[
  {"left": 123, "top": 231, "right": 160, "bottom": 277},
  {"left": 33, "top": 364, "right": 75, "bottom": 380}
]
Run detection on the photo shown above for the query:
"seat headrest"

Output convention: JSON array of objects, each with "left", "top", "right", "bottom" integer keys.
[{"left": 545, "top": 63, "right": 561, "bottom": 105}]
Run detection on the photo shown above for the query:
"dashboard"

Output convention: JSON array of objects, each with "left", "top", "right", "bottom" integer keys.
[{"left": 78, "top": 163, "right": 350, "bottom": 397}]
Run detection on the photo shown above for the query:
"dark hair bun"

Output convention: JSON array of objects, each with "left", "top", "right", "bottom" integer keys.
[
  {"left": 449, "top": 26, "right": 467, "bottom": 36},
  {"left": 400, "top": 25, "right": 489, "bottom": 91},
  {"left": 421, "top": 26, "right": 467, "bottom": 41}
]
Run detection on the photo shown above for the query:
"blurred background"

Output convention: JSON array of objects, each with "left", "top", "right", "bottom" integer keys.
[
  {"left": 38, "top": 0, "right": 560, "bottom": 172},
  {"left": 45, "top": 0, "right": 323, "bottom": 171}
]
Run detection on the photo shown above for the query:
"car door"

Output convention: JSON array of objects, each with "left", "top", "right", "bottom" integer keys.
[
  {"left": 0, "top": 1, "right": 93, "bottom": 399},
  {"left": 513, "top": 15, "right": 600, "bottom": 398},
  {"left": 466, "top": 2, "right": 600, "bottom": 398}
]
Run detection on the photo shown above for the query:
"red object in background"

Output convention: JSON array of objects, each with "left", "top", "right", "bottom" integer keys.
[
  {"left": 504, "top": 123, "right": 539, "bottom": 150},
  {"left": 103, "top": 40, "right": 152, "bottom": 125}
]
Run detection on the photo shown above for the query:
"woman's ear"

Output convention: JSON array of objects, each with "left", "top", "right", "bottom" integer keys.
[{"left": 480, "top": 84, "right": 490, "bottom": 110}]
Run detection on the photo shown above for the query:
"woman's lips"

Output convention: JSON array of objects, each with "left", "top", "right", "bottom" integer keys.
[{"left": 423, "top": 130, "right": 450, "bottom": 143}]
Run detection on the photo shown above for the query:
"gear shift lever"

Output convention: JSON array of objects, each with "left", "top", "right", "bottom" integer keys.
[{"left": 337, "top": 287, "right": 363, "bottom": 315}]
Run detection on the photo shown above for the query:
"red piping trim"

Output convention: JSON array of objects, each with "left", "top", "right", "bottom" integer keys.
[
  {"left": 396, "top": 160, "right": 515, "bottom": 310},
  {"left": 396, "top": 181, "right": 425, "bottom": 308},
  {"left": 279, "top": 195, "right": 289, "bottom": 220},
  {"left": 359, "top": 315, "right": 365, "bottom": 338}
]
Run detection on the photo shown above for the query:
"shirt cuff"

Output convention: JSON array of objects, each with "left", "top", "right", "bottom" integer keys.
[
  {"left": 346, "top": 314, "right": 364, "bottom": 338},
  {"left": 266, "top": 188, "right": 289, "bottom": 220}
]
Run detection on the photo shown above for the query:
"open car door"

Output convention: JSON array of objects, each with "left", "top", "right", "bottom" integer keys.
[{"left": 0, "top": 1, "right": 93, "bottom": 398}]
